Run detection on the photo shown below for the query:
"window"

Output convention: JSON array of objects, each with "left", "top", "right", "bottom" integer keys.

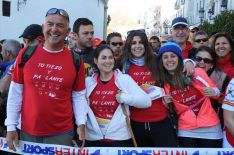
[{"left": 2, "top": 1, "right": 11, "bottom": 17}]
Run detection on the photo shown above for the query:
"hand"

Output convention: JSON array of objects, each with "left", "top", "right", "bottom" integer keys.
[
  {"left": 116, "top": 90, "right": 132, "bottom": 105},
  {"left": 6, "top": 130, "right": 19, "bottom": 152},
  {"left": 162, "top": 95, "right": 173, "bottom": 107},
  {"left": 116, "top": 91, "right": 122, "bottom": 104},
  {"left": 183, "top": 61, "right": 195, "bottom": 76},
  {"left": 73, "top": 125, "right": 85, "bottom": 149},
  {"left": 202, "top": 87, "right": 216, "bottom": 96},
  {"left": 77, "top": 125, "right": 85, "bottom": 140}
]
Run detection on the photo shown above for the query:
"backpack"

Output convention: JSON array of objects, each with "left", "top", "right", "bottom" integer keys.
[{"left": 18, "top": 44, "right": 81, "bottom": 86}]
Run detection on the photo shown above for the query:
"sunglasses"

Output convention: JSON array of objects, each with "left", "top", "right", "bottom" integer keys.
[
  {"left": 195, "top": 56, "right": 213, "bottom": 64},
  {"left": 190, "top": 30, "right": 196, "bottom": 33},
  {"left": 194, "top": 38, "right": 208, "bottom": 43},
  {"left": 46, "top": 8, "right": 69, "bottom": 22},
  {"left": 127, "top": 29, "right": 145, "bottom": 36},
  {"left": 111, "top": 42, "right": 123, "bottom": 46}
]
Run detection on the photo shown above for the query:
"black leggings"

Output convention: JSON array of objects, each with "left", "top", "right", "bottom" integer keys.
[
  {"left": 131, "top": 117, "right": 178, "bottom": 147},
  {"left": 179, "top": 137, "right": 222, "bottom": 148}
]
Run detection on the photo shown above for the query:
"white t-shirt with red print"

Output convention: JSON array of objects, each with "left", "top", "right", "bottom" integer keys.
[
  {"left": 89, "top": 75, "right": 119, "bottom": 135},
  {"left": 222, "top": 79, "right": 234, "bottom": 148},
  {"left": 8, "top": 45, "right": 86, "bottom": 136}
]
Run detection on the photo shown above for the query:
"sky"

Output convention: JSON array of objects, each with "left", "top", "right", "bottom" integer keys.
[
  {"left": 108, "top": 0, "right": 176, "bottom": 21},
  {"left": 107, "top": 0, "right": 176, "bottom": 36}
]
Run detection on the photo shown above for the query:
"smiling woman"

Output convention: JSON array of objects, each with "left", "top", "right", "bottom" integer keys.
[
  {"left": 157, "top": 42, "right": 223, "bottom": 148},
  {"left": 83, "top": 44, "right": 151, "bottom": 147},
  {"left": 194, "top": 46, "right": 230, "bottom": 128},
  {"left": 213, "top": 32, "right": 234, "bottom": 78},
  {"left": 120, "top": 30, "right": 178, "bottom": 147}
]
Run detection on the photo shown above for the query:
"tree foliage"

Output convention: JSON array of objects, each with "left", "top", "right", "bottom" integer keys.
[{"left": 199, "top": 10, "right": 234, "bottom": 37}]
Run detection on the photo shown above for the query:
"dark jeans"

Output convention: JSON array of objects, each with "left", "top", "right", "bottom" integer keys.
[{"left": 131, "top": 117, "right": 178, "bottom": 147}]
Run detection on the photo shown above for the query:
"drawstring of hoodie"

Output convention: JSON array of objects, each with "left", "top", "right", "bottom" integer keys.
[{"left": 144, "top": 122, "right": 151, "bottom": 131}]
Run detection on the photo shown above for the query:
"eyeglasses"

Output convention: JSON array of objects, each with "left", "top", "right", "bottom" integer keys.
[
  {"left": 195, "top": 56, "right": 213, "bottom": 64},
  {"left": 190, "top": 30, "right": 196, "bottom": 33},
  {"left": 127, "top": 29, "right": 145, "bottom": 36},
  {"left": 111, "top": 42, "right": 123, "bottom": 46},
  {"left": 194, "top": 38, "right": 208, "bottom": 43},
  {"left": 46, "top": 8, "right": 69, "bottom": 23}
]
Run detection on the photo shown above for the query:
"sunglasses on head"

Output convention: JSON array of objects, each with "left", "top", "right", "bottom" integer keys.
[
  {"left": 127, "top": 29, "right": 145, "bottom": 36},
  {"left": 195, "top": 56, "right": 213, "bottom": 64},
  {"left": 111, "top": 42, "right": 123, "bottom": 46},
  {"left": 194, "top": 38, "right": 208, "bottom": 43},
  {"left": 46, "top": 8, "right": 69, "bottom": 22}
]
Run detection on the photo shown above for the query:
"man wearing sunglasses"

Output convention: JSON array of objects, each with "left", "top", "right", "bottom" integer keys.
[
  {"left": 72, "top": 18, "right": 95, "bottom": 76},
  {"left": 193, "top": 31, "right": 209, "bottom": 49},
  {"left": 5, "top": 8, "right": 87, "bottom": 151},
  {"left": 106, "top": 32, "right": 123, "bottom": 68}
]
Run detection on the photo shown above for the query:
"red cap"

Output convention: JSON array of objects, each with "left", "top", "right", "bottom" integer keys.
[{"left": 92, "top": 38, "right": 106, "bottom": 47}]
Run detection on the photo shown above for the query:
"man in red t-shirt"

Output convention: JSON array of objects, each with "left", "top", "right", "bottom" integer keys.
[{"left": 5, "top": 8, "right": 87, "bottom": 151}]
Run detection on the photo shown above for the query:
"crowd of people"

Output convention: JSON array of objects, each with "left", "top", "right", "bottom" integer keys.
[{"left": 0, "top": 8, "right": 233, "bottom": 153}]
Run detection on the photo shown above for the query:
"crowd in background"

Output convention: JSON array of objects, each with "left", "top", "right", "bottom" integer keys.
[{"left": 0, "top": 8, "right": 234, "bottom": 154}]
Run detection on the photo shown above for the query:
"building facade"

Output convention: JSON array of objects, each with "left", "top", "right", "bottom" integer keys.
[
  {"left": 0, "top": 0, "right": 108, "bottom": 42},
  {"left": 173, "top": 0, "right": 234, "bottom": 27}
]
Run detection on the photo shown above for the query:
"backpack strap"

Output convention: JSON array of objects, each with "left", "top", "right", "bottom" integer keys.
[
  {"left": 19, "top": 44, "right": 38, "bottom": 67},
  {"left": 122, "top": 61, "right": 131, "bottom": 74},
  {"left": 71, "top": 50, "right": 81, "bottom": 88}
]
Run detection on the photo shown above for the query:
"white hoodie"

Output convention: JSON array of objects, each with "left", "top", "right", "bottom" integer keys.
[{"left": 85, "top": 69, "right": 152, "bottom": 140}]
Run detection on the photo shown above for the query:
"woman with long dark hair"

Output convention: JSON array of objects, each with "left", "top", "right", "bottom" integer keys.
[
  {"left": 120, "top": 30, "right": 178, "bottom": 147},
  {"left": 158, "top": 42, "right": 223, "bottom": 148}
]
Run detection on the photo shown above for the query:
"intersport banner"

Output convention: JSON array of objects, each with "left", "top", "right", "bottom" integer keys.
[{"left": 0, "top": 137, "right": 233, "bottom": 155}]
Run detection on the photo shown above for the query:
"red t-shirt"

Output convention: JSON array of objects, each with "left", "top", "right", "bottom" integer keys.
[
  {"left": 89, "top": 75, "right": 119, "bottom": 133},
  {"left": 128, "top": 64, "right": 168, "bottom": 122},
  {"left": 170, "top": 85, "right": 204, "bottom": 115},
  {"left": 13, "top": 45, "right": 86, "bottom": 136}
]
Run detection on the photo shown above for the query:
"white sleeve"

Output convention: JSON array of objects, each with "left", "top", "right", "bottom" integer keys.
[
  {"left": 183, "top": 58, "right": 196, "bottom": 66},
  {"left": 222, "top": 104, "right": 234, "bottom": 111},
  {"left": 72, "top": 89, "right": 88, "bottom": 126},
  {"left": 5, "top": 81, "right": 23, "bottom": 131},
  {"left": 122, "top": 76, "right": 152, "bottom": 108},
  {"left": 223, "top": 79, "right": 234, "bottom": 110}
]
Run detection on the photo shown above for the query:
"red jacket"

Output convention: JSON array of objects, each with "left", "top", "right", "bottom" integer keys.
[{"left": 164, "top": 68, "right": 220, "bottom": 130}]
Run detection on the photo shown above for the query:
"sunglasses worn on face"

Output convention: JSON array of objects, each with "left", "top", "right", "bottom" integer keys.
[
  {"left": 194, "top": 38, "right": 208, "bottom": 43},
  {"left": 46, "top": 8, "right": 69, "bottom": 22},
  {"left": 111, "top": 42, "right": 123, "bottom": 46},
  {"left": 195, "top": 56, "right": 213, "bottom": 64}
]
